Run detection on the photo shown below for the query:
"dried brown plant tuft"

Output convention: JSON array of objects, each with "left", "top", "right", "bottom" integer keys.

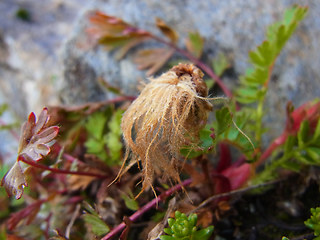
[{"left": 118, "top": 63, "right": 213, "bottom": 197}]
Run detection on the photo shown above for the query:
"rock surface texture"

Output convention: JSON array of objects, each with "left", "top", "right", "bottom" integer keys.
[{"left": 0, "top": 0, "right": 319, "bottom": 137}]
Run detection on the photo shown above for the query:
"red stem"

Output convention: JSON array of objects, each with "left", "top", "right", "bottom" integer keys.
[
  {"left": 255, "top": 132, "right": 287, "bottom": 167},
  {"left": 44, "top": 212, "right": 53, "bottom": 240},
  {"left": 101, "top": 178, "right": 192, "bottom": 240},
  {"left": 18, "top": 155, "right": 109, "bottom": 179},
  {"left": 149, "top": 34, "right": 233, "bottom": 98}
]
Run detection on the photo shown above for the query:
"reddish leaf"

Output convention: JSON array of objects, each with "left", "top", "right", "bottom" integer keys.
[
  {"left": 221, "top": 163, "right": 251, "bottom": 190},
  {"left": 155, "top": 18, "right": 178, "bottom": 43},
  {"left": 7, "top": 199, "right": 45, "bottom": 230},
  {"left": 286, "top": 101, "right": 320, "bottom": 134},
  {"left": 88, "top": 11, "right": 150, "bottom": 58},
  {"left": 0, "top": 161, "right": 27, "bottom": 199},
  {"left": 1, "top": 108, "right": 59, "bottom": 199},
  {"left": 18, "top": 108, "right": 59, "bottom": 161},
  {"left": 134, "top": 48, "right": 174, "bottom": 76},
  {"left": 216, "top": 143, "right": 232, "bottom": 172}
]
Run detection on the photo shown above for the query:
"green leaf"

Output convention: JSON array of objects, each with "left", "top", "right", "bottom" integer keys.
[
  {"left": 85, "top": 111, "right": 108, "bottom": 140},
  {"left": 204, "top": 79, "right": 215, "bottom": 89},
  {"left": 249, "top": 41, "right": 274, "bottom": 67},
  {"left": 85, "top": 138, "right": 105, "bottom": 154},
  {"left": 180, "top": 127, "right": 215, "bottom": 158},
  {"left": 236, "top": 87, "right": 259, "bottom": 99},
  {"left": 160, "top": 211, "right": 214, "bottom": 240},
  {"left": 297, "top": 120, "right": 310, "bottom": 147},
  {"left": 283, "top": 135, "right": 296, "bottom": 153},
  {"left": 215, "top": 107, "right": 232, "bottom": 136},
  {"left": 121, "top": 193, "right": 139, "bottom": 211},
  {"left": 312, "top": 119, "right": 320, "bottom": 141},
  {"left": 305, "top": 207, "right": 320, "bottom": 237},
  {"left": 105, "top": 109, "right": 123, "bottom": 165},
  {"left": 0, "top": 104, "right": 8, "bottom": 117},
  {"left": 192, "top": 226, "right": 214, "bottom": 240},
  {"left": 212, "top": 52, "right": 230, "bottom": 77},
  {"left": 306, "top": 147, "right": 320, "bottom": 164},
  {"left": 235, "top": 5, "right": 308, "bottom": 147},
  {"left": 160, "top": 235, "right": 175, "bottom": 240},
  {"left": 281, "top": 161, "right": 301, "bottom": 172},
  {"left": 186, "top": 32, "right": 204, "bottom": 59},
  {"left": 82, "top": 201, "right": 98, "bottom": 215},
  {"left": 83, "top": 213, "right": 110, "bottom": 236}
]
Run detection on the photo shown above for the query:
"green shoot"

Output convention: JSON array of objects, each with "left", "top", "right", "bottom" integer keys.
[{"left": 160, "top": 211, "right": 214, "bottom": 240}]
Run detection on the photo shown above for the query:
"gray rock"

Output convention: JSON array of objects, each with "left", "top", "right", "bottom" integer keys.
[
  {"left": 0, "top": 0, "right": 90, "bottom": 118},
  {"left": 61, "top": 0, "right": 319, "bottom": 141},
  {"left": 0, "top": 0, "right": 319, "bottom": 143}
]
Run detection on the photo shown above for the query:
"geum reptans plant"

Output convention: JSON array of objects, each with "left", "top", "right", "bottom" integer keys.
[{"left": 117, "top": 63, "right": 212, "bottom": 197}]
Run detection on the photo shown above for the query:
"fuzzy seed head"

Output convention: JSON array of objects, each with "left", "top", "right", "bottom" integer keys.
[{"left": 120, "top": 63, "right": 212, "bottom": 196}]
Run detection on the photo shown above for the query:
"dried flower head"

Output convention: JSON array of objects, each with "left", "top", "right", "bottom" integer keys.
[{"left": 119, "top": 63, "right": 212, "bottom": 197}]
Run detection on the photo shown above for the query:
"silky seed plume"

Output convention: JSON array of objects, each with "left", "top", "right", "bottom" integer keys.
[{"left": 117, "top": 63, "right": 212, "bottom": 197}]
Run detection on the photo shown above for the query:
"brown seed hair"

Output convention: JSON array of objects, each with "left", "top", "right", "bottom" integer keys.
[{"left": 117, "top": 63, "right": 212, "bottom": 197}]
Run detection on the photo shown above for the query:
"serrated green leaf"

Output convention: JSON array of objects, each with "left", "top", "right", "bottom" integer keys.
[
  {"left": 85, "top": 138, "right": 105, "bottom": 154},
  {"left": 236, "top": 5, "right": 307, "bottom": 110},
  {"left": 105, "top": 109, "right": 123, "bottom": 165},
  {"left": 83, "top": 213, "right": 110, "bottom": 236},
  {"left": 297, "top": 120, "right": 310, "bottom": 147},
  {"left": 236, "top": 87, "right": 259, "bottom": 99},
  {"left": 249, "top": 41, "right": 275, "bottom": 67},
  {"left": 216, "top": 107, "right": 232, "bottom": 135},
  {"left": 180, "top": 126, "right": 215, "bottom": 158},
  {"left": 212, "top": 52, "right": 230, "bottom": 77},
  {"left": 85, "top": 111, "right": 108, "bottom": 140},
  {"left": 246, "top": 68, "right": 269, "bottom": 84},
  {"left": 236, "top": 96, "right": 257, "bottom": 104}
]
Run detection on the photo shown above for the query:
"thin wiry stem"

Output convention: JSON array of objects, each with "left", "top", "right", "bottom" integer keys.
[
  {"left": 18, "top": 155, "right": 109, "bottom": 179},
  {"left": 188, "top": 179, "right": 282, "bottom": 215},
  {"left": 149, "top": 34, "right": 233, "bottom": 98},
  {"left": 101, "top": 178, "right": 192, "bottom": 240}
]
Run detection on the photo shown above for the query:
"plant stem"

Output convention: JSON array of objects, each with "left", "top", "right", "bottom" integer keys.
[
  {"left": 188, "top": 179, "right": 281, "bottom": 214},
  {"left": 255, "top": 95, "right": 265, "bottom": 147},
  {"left": 101, "top": 178, "right": 192, "bottom": 240},
  {"left": 149, "top": 34, "right": 233, "bottom": 98},
  {"left": 255, "top": 133, "right": 287, "bottom": 167},
  {"left": 18, "top": 155, "right": 109, "bottom": 179}
]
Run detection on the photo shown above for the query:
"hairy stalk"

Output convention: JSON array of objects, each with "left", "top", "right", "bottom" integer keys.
[
  {"left": 101, "top": 178, "right": 192, "bottom": 240},
  {"left": 18, "top": 155, "right": 109, "bottom": 179}
]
